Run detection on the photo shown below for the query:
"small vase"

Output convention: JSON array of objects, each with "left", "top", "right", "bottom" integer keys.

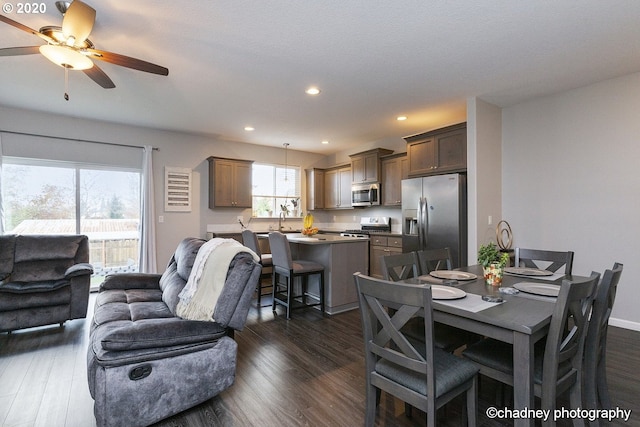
[{"left": 483, "top": 263, "right": 504, "bottom": 286}]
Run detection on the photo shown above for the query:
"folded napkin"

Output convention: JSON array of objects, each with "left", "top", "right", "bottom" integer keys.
[
  {"left": 417, "top": 274, "right": 458, "bottom": 285},
  {"left": 435, "top": 293, "right": 501, "bottom": 313}
]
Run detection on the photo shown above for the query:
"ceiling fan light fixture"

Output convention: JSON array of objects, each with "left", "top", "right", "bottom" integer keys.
[
  {"left": 40, "top": 26, "right": 94, "bottom": 49},
  {"left": 55, "top": 1, "right": 71, "bottom": 15},
  {"left": 39, "top": 44, "right": 94, "bottom": 70}
]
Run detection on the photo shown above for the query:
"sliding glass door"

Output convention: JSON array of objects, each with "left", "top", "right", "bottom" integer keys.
[{"left": 1, "top": 160, "right": 141, "bottom": 280}]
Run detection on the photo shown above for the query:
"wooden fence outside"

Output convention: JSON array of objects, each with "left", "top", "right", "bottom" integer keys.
[{"left": 89, "top": 238, "right": 139, "bottom": 275}]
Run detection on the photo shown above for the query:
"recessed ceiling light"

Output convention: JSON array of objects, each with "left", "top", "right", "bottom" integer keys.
[
  {"left": 306, "top": 87, "right": 321, "bottom": 95},
  {"left": 396, "top": 116, "right": 407, "bottom": 121},
  {"left": 321, "top": 140, "right": 329, "bottom": 145},
  {"left": 244, "top": 126, "right": 255, "bottom": 131}
]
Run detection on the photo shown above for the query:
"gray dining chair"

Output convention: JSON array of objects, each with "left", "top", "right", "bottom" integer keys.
[
  {"left": 463, "top": 272, "right": 600, "bottom": 427},
  {"left": 242, "top": 229, "right": 273, "bottom": 307},
  {"left": 417, "top": 247, "right": 453, "bottom": 274},
  {"left": 353, "top": 273, "right": 479, "bottom": 427},
  {"left": 514, "top": 247, "right": 574, "bottom": 275},
  {"left": 381, "top": 251, "right": 420, "bottom": 282},
  {"left": 381, "top": 252, "right": 481, "bottom": 353},
  {"left": 583, "top": 262, "right": 623, "bottom": 423},
  {"left": 268, "top": 231, "right": 325, "bottom": 319}
]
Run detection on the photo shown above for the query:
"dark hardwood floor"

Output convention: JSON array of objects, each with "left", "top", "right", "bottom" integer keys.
[{"left": 2, "top": 290, "right": 640, "bottom": 427}]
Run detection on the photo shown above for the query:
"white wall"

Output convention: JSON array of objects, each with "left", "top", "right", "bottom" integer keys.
[
  {"left": 501, "top": 72, "right": 640, "bottom": 329},
  {"left": 0, "top": 105, "right": 325, "bottom": 266},
  {"left": 467, "top": 98, "right": 503, "bottom": 264}
]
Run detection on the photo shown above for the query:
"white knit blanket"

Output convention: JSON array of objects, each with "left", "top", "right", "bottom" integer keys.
[{"left": 176, "top": 238, "right": 259, "bottom": 321}]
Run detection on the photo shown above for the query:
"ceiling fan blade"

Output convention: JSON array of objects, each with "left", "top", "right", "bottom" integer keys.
[
  {"left": 0, "top": 46, "right": 41, "bottom": 56},
  {"left": 62, "top": 0, "right": 96, "bottom": 45},
  {"left": 0, "top": 14, "right": 55, "bottom": 43},
  {"left": 87, "top": 49, "right": 169, "bottom": 76},
  {"left": 83, "top": 63, "right": 116, "bottom": 88}
]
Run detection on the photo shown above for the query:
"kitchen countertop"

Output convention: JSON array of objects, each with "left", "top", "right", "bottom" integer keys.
[{"left": 257, "top": 233, "right": 368, "bottom": 244}]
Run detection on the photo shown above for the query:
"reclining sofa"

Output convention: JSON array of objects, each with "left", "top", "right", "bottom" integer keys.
[
  {"left": 87, "top": 237, "right": 262, "bottom": 427},
  {"left": 0, "top": 234, "right": 92, "bottom": 333}
]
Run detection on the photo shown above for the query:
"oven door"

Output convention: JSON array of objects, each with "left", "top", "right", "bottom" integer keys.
[{"left": 352, "top": 183, "right": 380, "bottom": 207}]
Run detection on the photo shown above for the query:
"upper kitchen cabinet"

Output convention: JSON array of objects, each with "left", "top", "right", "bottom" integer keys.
[
  {"left": 404, "top": 123, "right": 467, "bottom": 177},
  {"left": 381, "top": 153, "right": 408, "bottom": 206},
  {"left": 305, "top": 168, "right": 325, "bottom": 210},
  {"left": 349, "top": 148, "right": 393, "bottom": 183},
  {"left": 324, "top": 165, "right": 352, "bottom": 209},
  {"left": 207, "top": 157, "right": 253, "bottom": 208}
]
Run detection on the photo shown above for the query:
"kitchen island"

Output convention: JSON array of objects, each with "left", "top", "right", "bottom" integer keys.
[{"left": 259, "top": 233, "right": 369, "bottom": 314}]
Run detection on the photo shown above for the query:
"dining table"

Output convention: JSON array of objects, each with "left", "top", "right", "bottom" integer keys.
[{"left": 401, "top": 264, "right": 589, "bottom": 427}]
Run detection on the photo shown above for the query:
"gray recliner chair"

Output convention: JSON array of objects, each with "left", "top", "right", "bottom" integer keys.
[
  {"left": 87, "top": 237, "right": 262, "bottom": 427},
  {"left": 0, "top": 234, "right": 93, "bottom": 333}
]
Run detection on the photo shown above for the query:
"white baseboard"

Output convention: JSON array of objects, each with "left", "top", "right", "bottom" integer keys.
[{"left": 609, "top": 317, "right": 640, "bottom": 332}]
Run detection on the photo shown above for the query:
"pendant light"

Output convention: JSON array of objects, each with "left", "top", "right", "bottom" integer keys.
[{"left": 283, "top": 143, "right": 290, "bottom": 182}]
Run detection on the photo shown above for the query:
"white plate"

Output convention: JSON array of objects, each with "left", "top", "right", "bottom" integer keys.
[
  {"left": 513, "top": 282, "right": 560, "bottom": 297},
  {"left": 429, "top": 270, "right": 478, "bottom": 281},
  {"left": 504, "top": 267, "right": 553, "bottom": 277},
  {"left": 430, "top": 285, "right": 467, "bottom": 300}
]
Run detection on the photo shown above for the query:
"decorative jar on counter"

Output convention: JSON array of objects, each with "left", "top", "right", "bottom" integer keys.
[{"left": 483, "top": 263, "right": 504, "bottom": 287}]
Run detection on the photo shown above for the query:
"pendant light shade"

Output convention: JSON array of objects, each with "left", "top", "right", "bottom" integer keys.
[{"left": 283, "top": 143, "right": 290, "bottom": 181}]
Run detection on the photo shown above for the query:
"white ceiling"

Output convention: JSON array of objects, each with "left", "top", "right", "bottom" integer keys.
[{"left": 2, "top": 1, "right": 640, "bottom": 154}]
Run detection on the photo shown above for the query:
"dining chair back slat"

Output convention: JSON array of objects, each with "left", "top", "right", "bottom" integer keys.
[
  {"left": 417, "top": 248, "right": 453, "bottom": 275},
  {"left": 381, "top": 252, "right": 420, "bottom": 282},
  {"left": 515, "top": 248, "right": 574, "bottom": 275}
]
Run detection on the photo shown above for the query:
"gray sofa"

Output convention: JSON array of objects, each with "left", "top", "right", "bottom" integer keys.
[
  {"left": 0, "top": 234, "right": 93, "bottom": 333},
  {"left": 87, "top": 237, "right": 261, "bottom": 427}
]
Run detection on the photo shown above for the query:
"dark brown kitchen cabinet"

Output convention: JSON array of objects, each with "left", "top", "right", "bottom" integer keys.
[
  {"left": 349, "top": 148, "right": 393, "bottom": 183},
  {"left": 405, "top": 123, "right": 466, "bottom": 177},
  {"left": 381, "top": 153, "right": 408, "bottom": 206},
  {"left": 208, "top": 157, "right": 253, "bottom": 208},
  {"left": 369, "top": 235, "right": 403, "bottom": 278},
  {"left": 324, "top": 165, "right": 352, "bottom": 209}
]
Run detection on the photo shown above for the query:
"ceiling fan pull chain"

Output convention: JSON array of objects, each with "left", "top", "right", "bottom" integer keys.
[{"left": 64, "top": 66, "right": 70, "bottom": 101}]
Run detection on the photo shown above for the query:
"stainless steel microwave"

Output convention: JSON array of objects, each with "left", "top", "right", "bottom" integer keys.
[{"left": 352, "top": 183, "right": 380, "bottom": 207}]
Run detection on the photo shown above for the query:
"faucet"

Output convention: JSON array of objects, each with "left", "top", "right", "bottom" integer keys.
[{"left": 278, "top": 211, "right": 286, "bottom": 232}]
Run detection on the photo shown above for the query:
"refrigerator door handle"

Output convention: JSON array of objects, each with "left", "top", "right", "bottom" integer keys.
[
  {"left": 422, "top": 196, "right": 429, "bottom": 248},
  {"left": 416, "top": 197, "right": 422, "bottom": 247}
]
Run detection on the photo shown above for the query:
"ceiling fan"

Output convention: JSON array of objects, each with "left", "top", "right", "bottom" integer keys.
[{"left": 0, "top": 0, "right": 168, "bottom": 99}]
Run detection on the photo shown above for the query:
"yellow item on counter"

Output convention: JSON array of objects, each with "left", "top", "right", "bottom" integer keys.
[{"left": 303, "top": 213, "right": 314, "bottom": 229}]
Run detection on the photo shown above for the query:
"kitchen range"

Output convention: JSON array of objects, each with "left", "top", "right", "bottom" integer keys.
[{"left": 340, "top": 216, "right": 391, "bottom": 238}]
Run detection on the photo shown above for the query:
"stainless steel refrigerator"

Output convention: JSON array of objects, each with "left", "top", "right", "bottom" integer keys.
[{"left": 401, "top": 173, "right": 467, "bottom": 268}]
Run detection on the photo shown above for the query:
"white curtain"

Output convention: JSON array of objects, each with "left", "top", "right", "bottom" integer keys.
[
  {"left": 139, "top": 145, "right": 157, "bottom": 273},
  {"left": 0, "top": 135, "right": 4, "bottom": 234}
]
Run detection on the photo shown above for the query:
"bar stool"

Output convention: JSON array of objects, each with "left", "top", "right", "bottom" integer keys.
[
  {"left": 268, "top": 231, "right": 325, "bottom": 319},
  {"left": 242, "top": 229, "right": 273, "bottom": 307}
]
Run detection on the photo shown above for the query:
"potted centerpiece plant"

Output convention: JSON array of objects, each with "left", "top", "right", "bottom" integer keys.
[{"left": 478, "top": 242, "right": 510, "bottom": 286}]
